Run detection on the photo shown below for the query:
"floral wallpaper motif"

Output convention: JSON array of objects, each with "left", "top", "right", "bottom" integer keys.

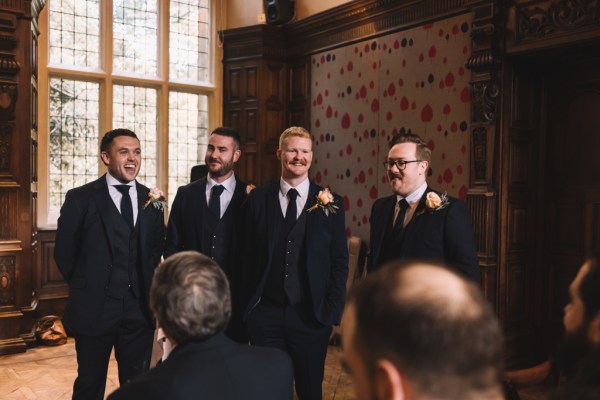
[{"left": 310, "top": 14, "right": 472, "bottom": 241}]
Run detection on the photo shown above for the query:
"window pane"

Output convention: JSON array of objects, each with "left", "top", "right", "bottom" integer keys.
[
  {"left": 49, "top": 0, "right": 100, "bottom": 67},
  {"left": 170, "top": 0, "right": 210, "bottom": 81},
  {"left": 168, "top": 91, "right": 208, "bottom": 205},
  {"left": 49, "top": 78, "right": 99, "bottom": 213},
  {"left": 113, "top": 85, "right": 158, "bottom": 187},
  {"left": 113, "top": 0, "right": 157, "bottom": 76}
]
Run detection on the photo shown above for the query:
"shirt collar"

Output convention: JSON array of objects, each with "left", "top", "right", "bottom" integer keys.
[
  {"left": 207, "top": 173, "right": 236, "bottom": 193},
  {"left": 279, "top": 177, "right": 310, "bottom": 200},
  {"left": 397, "top": 181, "right": 428, "bottom": 206},
  {"left": 106, "top": 173, "right": 135, "bottom": 187}
]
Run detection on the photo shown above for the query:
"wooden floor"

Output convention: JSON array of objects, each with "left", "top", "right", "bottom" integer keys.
[
  {"left": 0, "top": 338, "right": 550, "bottom": 400},
  {"left": 0, "top": 338, "right": 355, "bottom": 400}
]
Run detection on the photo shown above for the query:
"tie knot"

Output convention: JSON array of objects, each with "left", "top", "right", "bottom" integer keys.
[
  {"left": 115, "top": 185, "right": 131, "bottom": 195},
  {"left": 212, "top": 185, "right": 225, "bottom": 197},
  {"left": 398, "top": 198, "right": 409, "bottom": 211},
  {"left": 287, "top": 188, "right": 299, "bottom": 201}
]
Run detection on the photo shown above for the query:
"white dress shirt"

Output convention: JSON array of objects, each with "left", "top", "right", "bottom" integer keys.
[
  {"left": 206, "top": 174, "right": 237, "bottom": 219},
  {"left": 279, "top": 178, "right": 310, "bottom": 219},
  {"left": 106, "top": 173, "right": 139, "bottom": 225}
]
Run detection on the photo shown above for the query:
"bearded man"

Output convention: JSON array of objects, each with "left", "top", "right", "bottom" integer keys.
[{"left": 165, "top": 126, "right": 250, "bottom": 342}]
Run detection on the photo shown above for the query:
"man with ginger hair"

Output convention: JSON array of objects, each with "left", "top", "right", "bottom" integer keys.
[
  {"left": 243, "top": 126, "right": 348, "bottom": 399},
  {"left": 368, "top": 132, "right": 479, "bottom": 280},
  {"left": 341, "top": 260, "right": 504, "bottom": 400}
]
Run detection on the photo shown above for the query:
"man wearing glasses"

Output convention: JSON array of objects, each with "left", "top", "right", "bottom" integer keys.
[{"left": 367, "top": 132, "right": 479, "bottom": 281}]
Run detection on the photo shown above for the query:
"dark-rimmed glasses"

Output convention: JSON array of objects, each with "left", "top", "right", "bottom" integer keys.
[{"left": 383, "top": 160, "right": 421, "bottom": 170}]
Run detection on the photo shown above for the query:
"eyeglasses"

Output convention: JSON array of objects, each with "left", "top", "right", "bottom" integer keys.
[{"left": 383, "top": 159, "right": 422, "bottom": 170}]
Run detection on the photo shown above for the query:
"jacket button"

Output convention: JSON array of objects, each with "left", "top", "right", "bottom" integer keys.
[
  {"left": 104, "top": 286, "right": 108, "bottom": 291},
  {"left": 107, "top": 264, "right": 112, "bottom": 269}
]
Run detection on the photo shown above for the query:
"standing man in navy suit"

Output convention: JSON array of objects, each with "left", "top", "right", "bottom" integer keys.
[
  {"left": 55, "top": 129, "right": 166, "bottom": 399},
  {"left": 165, "top": 126, "right": 250, "bottom": 342},
  {"left": 243, "top": 126, "right": 348, "bottom": 399},
  {"left": 368, "top": 132, "right": 479, "bottom": 281}
]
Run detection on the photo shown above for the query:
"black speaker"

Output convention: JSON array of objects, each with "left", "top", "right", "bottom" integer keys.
[{"left": 264, "top": 0, "right": 295, "bottom": 25}]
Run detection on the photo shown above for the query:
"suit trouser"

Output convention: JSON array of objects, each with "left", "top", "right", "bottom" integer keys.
[
  {"left": 72, "top": 292, "right": 154, "bottom": 400},
  {"left": 247, "top": 301, "right": 332, "bottom": 400}
]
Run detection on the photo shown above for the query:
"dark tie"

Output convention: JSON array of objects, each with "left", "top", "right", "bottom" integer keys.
[
  {"left": 115, "top": 185, "right": 134, "bottom": 229},
  {"left": 209, "top": 185, "right": 225, "bottom": 218},
  {"left": 393, "top": 198, "right": 409, "bottom": 231},
  {"left": 284, "top": 188, "right": 299, "bottom": 233}
]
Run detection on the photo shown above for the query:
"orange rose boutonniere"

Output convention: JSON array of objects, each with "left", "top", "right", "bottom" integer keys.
[
  {"left": 425, "top": 192, "right": 449, "bottom": 212},
  {"left": 144, "top": 187, "right": 167, "bottom": 211},
  {"left": 307, "top": 187, "right": 339, "bottom": 216}
]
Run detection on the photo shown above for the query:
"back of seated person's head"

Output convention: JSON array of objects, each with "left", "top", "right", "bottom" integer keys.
[
  {"left": 150, "top": 251, "right": 231, "bottom": 344},
  {"left": 343, "top": 260, "right": 503, "bottom": 400}
]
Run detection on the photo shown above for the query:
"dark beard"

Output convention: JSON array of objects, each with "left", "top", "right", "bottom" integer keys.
[{"left": 553, "top": 325, "right": 591, "bottom": 380}]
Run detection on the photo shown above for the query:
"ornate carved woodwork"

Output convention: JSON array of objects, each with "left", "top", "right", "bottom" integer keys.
[
  {"left": 507, "top": 0, "right": 600, "bottom": 53},
  {"left": 0, "top": 0, "right": 45, "bottom": 355}
]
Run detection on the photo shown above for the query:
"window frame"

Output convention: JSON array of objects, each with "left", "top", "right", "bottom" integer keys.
[{"left": 37, "top": 0, "right": 223, "bottom": 228}]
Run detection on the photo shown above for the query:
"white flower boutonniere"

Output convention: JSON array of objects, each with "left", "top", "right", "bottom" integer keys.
[
  {"left": 425, "top": 192, "right": 449, "bottom": 212},
  {"left": 144, "top": 187, "right": 167, "bottom": 211},
  {"left": 307, "top": 187, "right": 339, "bottom": 216}
]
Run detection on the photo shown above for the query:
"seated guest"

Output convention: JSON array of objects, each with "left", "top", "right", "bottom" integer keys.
[
  {"left": 341, "top": 260, "right": 504, "bottom": 400},
  {"left": 108, "top": 251, "right": 293, "bottom": 400},
  {"left": 550, "top": 250, "right": 600, "bottom": 399}
]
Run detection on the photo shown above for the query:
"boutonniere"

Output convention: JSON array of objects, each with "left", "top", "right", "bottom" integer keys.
[
  {"left": 143, "top": 187, "right": 167, "bottom": 211},
  {"left": 307, "top": 187, "right": 339, "bottom": 216},
  {"left": 425, "top": 192, "right": 449, "bottom": 212},
  {"left": 245, "top": 184, "right": 256, "bottom": 195}
]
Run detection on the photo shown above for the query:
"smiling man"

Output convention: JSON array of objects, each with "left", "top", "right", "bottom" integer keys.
[
  {"left": 368, "top": 132, "right": 479, "bottom": 280},
  {"left": 243, "top": 126, "right": 348, "bottom": 399},
  {"left": 165, "top": 126, "right": 251, "bottom": 342},
  {"left": 55, "top": 128, "right": 166, "bottom": 400}
]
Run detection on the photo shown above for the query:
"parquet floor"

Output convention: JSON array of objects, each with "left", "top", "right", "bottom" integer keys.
[
  {"left": 0, "top": 338, "right": 356, "bottom": 400},
  {"left": 0, "top": 337, "right": 551, "bottom": 400}
]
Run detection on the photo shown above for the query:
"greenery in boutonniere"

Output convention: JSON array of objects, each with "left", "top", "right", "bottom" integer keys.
[
  {"left": 144, "top": 187, "right": 167, "bottom": 211},
  {"left": 307, "top": 187, "right": 339, "bottom": 216}
]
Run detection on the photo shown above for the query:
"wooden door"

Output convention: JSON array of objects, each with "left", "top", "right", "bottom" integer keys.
[{"left": 543, "top": 65, "right": 600, "bottom": 347}]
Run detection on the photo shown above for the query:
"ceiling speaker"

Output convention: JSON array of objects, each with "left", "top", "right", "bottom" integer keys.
[{"left": 264, "top": 0, "right": 295, "bottom": 25}]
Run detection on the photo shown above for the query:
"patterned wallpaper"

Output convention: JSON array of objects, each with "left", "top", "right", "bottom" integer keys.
[{"left": 310, "top": 14, "right": 472, "bottom": 242}]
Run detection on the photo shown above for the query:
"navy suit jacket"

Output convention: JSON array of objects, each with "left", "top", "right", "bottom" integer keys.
[
  {"left": 368, "top": 186, "right": 479, "bottom": 281},
  {"left": 164, "top": 175, "right": 248, "bottom": 271},
  {"left": 243, "top": 181, "right": 348, "bottom": 326},
  {"left": 107, "top": 334, "right": 294, "bottom": 400},
  {"left": 54, "top": 175, "right": 166, "bottom": 335}
]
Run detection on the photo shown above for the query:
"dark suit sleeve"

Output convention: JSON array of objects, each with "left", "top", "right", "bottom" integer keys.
[
  {"left": 54, "top": 189, "right": 84, "bottom": 282},
  {"left": 164, "top": 186, "right": 185, "bottom": 258},
  {"left": 326, "top": 194, "right": 349, "bottom": 324},
  {"left": 444, "top": 199, "right": 480, "bottom": 281},
  {"left": 366, "top": 199, "right": 382, "bottom": 273}
]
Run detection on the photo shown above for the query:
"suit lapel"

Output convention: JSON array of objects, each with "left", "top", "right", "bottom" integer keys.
[
  {"left": 376, "top": 196, "right": 397, "bottom": 250},
  {"left": 192, "top": 178, "right": 208, "bottom": 245},
  {"left": 93, "top": 175, "right": 118, "bottom": 260},
  {"left": 225, "top": 176, "right": 246, "bottom": 217},
  {"left": 401, "top": 186, "right": 432, "bottom": 246},
  {"left": 305, "top": 181, "right": 320, "bottom": 239},
  {"left": 136, "top": 182, "right": 149, "bottom": 256},
  {"left": 265, "top": 183, "right": 281, "bottom": 266}
]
